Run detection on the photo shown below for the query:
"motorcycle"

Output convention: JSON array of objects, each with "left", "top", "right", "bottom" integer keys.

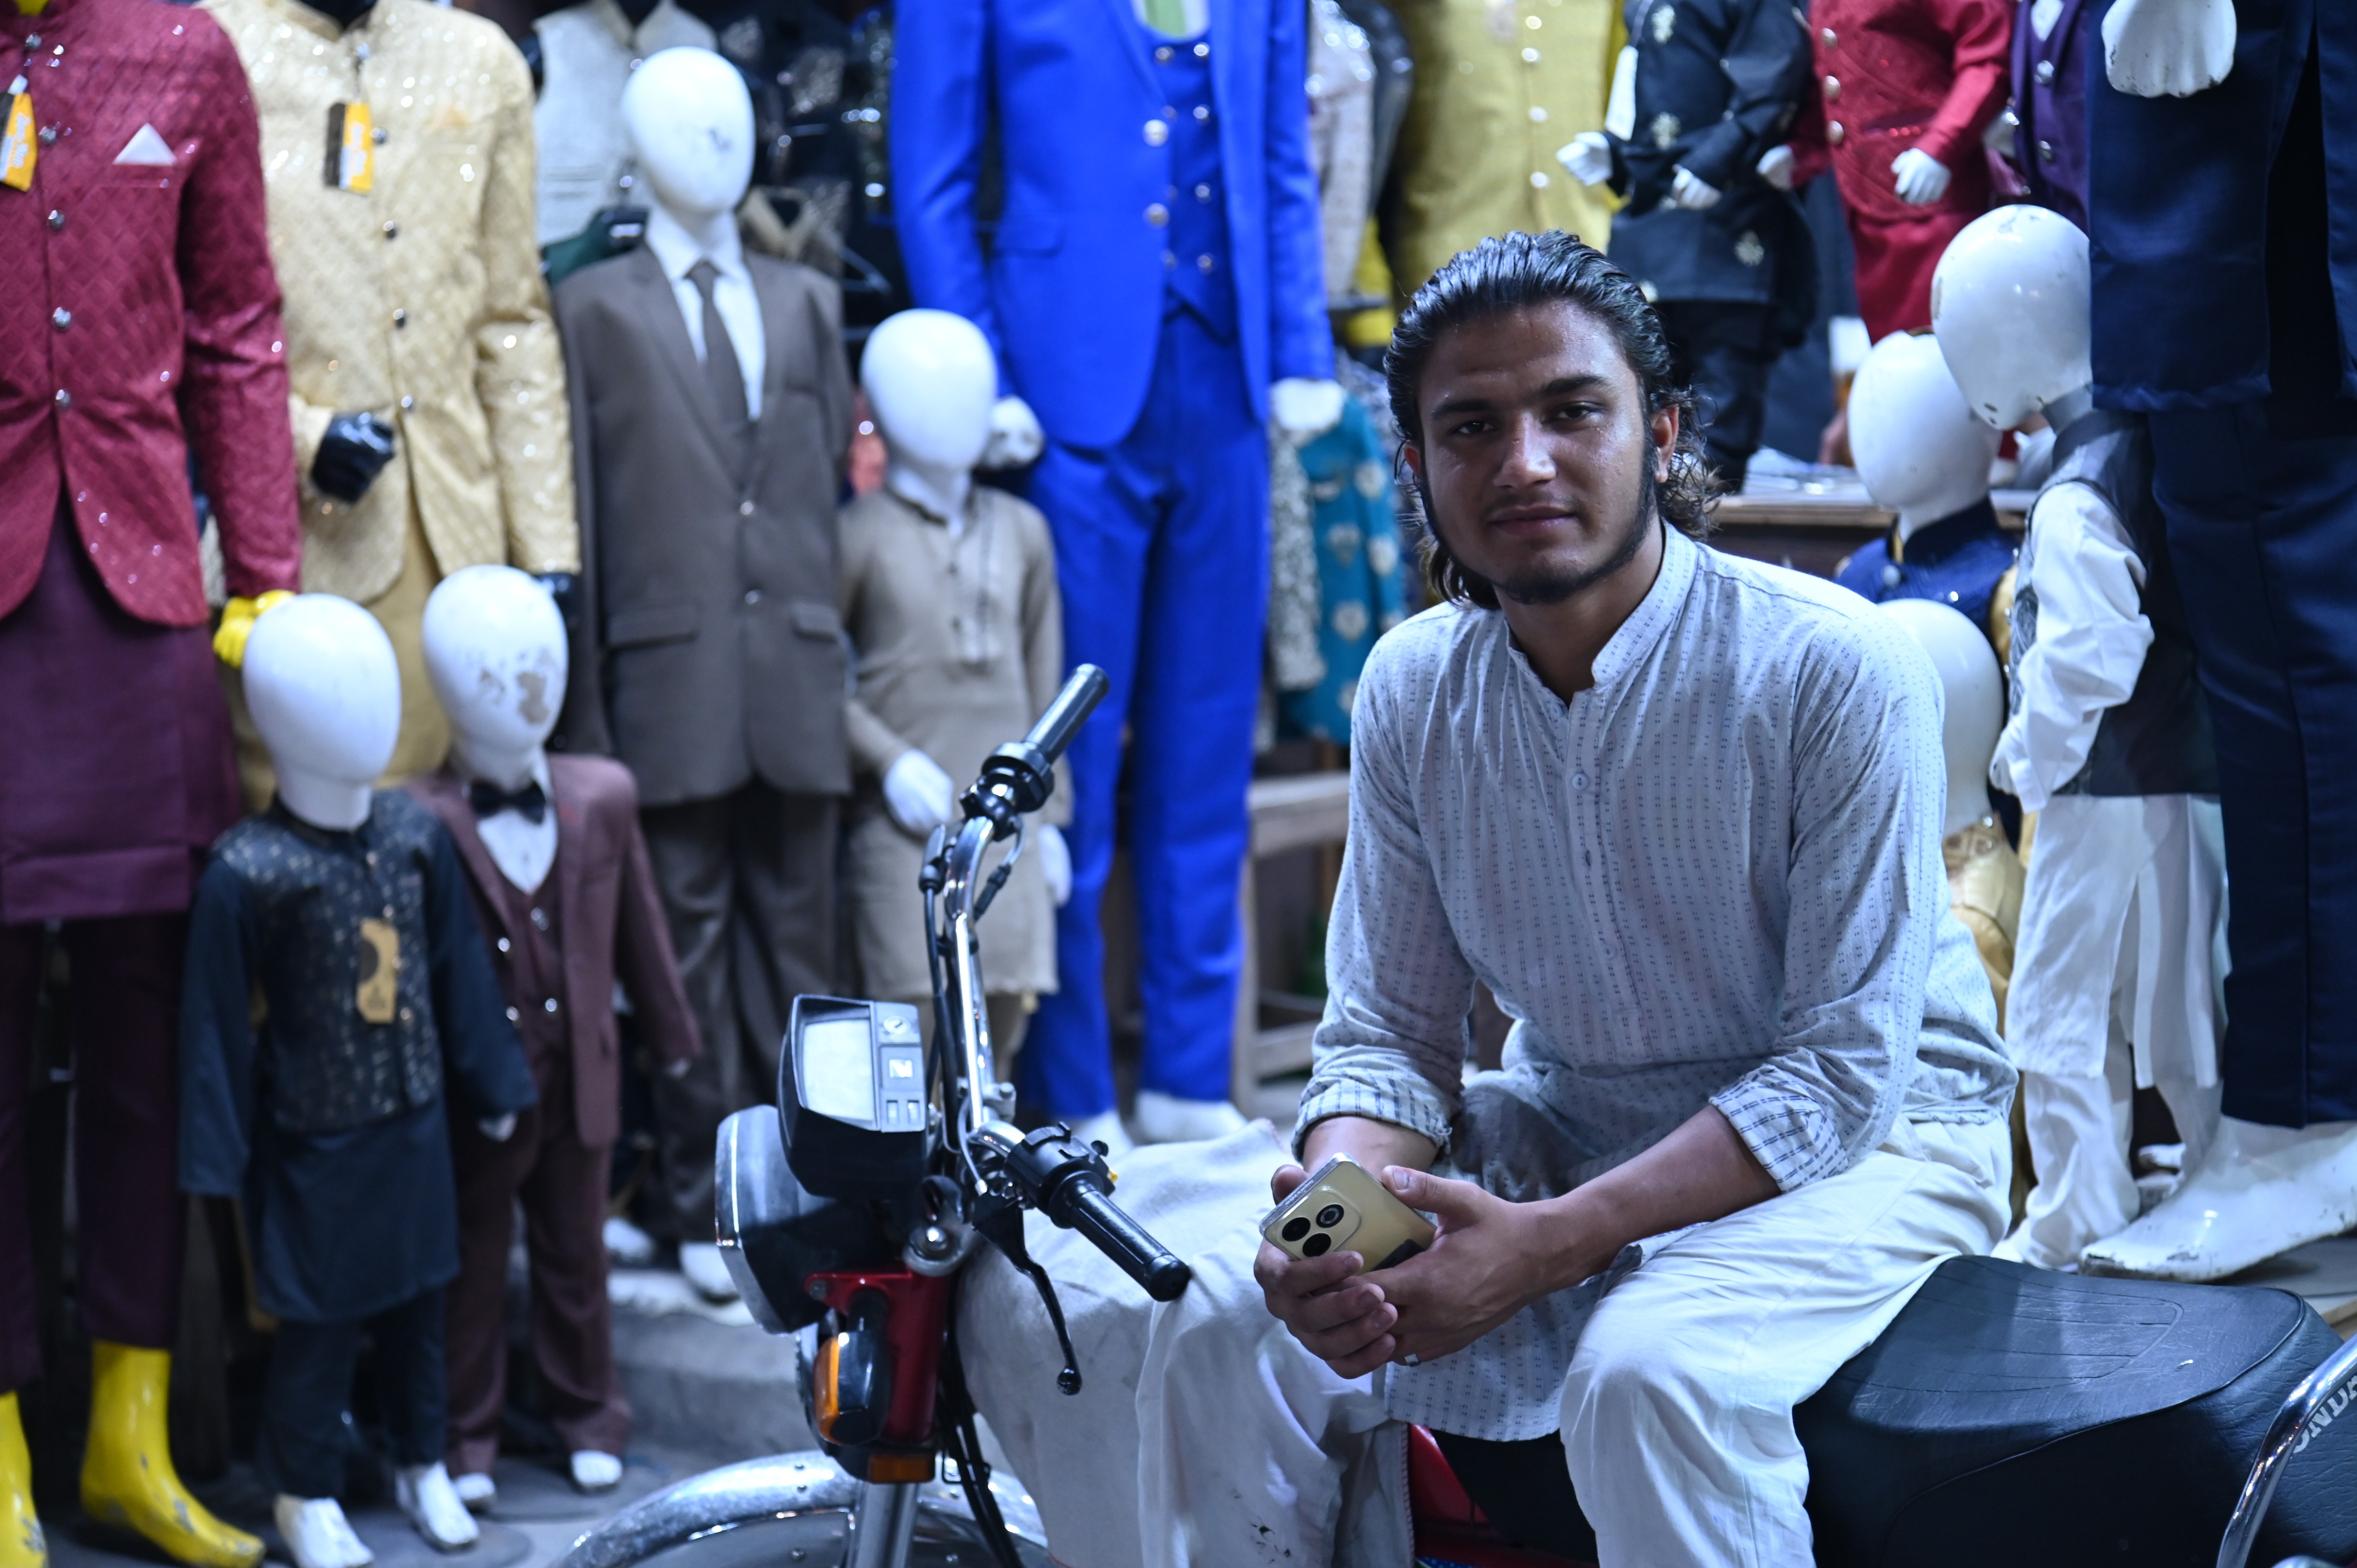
[{"left": 558, "top": 668, "right": 2357, "bottom": 1568}]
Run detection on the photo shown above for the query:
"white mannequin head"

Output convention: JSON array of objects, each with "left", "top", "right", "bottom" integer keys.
[
  {"left": 1880, "top": 599, "right": 2004, "bottom": 836},
  {"left": 1931, "top": 205, "right": 2093, "bottom": 431},
  {"left": 622, "top": 48, "right": 753, "bottom": 228},
  {"left": 423, "top": 565, "right": 568, "bottom": 792},
  {"left": 245, "top": 595, "right": 400, "bottom": 832},
  {"left": 1849, "top": 332, "right": 2000, "bottom": 540},
  {"left": 862, "top": 309, "right": 997, "bottom": 522}
]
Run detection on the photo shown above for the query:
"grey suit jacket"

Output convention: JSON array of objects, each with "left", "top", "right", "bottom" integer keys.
[{"left": 553, "top": 244, "right": 854, "bottom": 807}]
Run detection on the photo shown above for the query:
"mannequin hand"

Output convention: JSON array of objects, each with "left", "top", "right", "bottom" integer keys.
[
  {"left": 478, "top": 1112, "right": 518, "bottom": 1142},
  {"left": 534, "top": 572, "right": 578, "bottom": 630},
  {"left": 1271, "top": 377, "right": 1346, "bottom": 442},
  {"left": 1755, "top": 143, "right": 1797, "bottom": 191},
  {"left": 1557, "top": 131, "right": 1614, "bottom": 187},
  {"left": 1891, "top": 148, "right": 1952, "bottom": 206},
  {"left": 1035, "top": 823, "right": 1072, "bottom": 907},
  {"left": 311, "top": 411, "right": 398, "bottom": 503},
  {"left": 2103, "top": 0, "right": 2234, "bottom": 96},
  {"left": 212, "top": 590, "right": 295, "bottom": 667},
  {"left": 883, "top": 749, "right": 957, "bottom": 836},
  {"left": 1669, "top": 166, "right": 1723, "bottom": 210},
  {"left": 982, "top": 396, "right": 1045, "bottom": 470}
]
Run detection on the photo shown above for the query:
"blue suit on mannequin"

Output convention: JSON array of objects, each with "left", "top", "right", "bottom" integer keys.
[{"left": 892, "top": 0, "right": 1332, "bottom": 1118}]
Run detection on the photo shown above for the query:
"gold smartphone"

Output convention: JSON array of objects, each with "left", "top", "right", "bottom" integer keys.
[{"left": 1260, "top": 1153, "right": 1436, "bottom": 1274}]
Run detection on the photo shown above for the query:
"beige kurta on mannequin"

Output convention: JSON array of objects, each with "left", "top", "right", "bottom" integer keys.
[{"left": 839, "top": 486, "right": 1068, "bottom": 1003}]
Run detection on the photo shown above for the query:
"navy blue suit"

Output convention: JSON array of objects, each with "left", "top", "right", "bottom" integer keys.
[
  {"left": 893, "top": 0, "right": 1331, "bottom": 1114},
  {"left": 2091, "top": 0, "right": 2357, "bottom": 1125}
]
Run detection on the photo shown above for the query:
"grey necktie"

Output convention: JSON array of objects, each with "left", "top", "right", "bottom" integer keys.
[{"left": 686, "top": 259, "right": 750, "bottom": 434}]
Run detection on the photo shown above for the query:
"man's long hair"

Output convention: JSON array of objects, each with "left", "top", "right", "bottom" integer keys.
[{"left": 1384, "top": 230, "right": 1717, "bottom": 611}]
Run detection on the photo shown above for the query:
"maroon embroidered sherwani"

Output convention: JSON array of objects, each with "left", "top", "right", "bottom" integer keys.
[
  {"left": 0, "top": 0, "right": 300, "bottom": 1393},
  {"left": 1792, "top": 0, "right": 2012, "bottom": 340}
]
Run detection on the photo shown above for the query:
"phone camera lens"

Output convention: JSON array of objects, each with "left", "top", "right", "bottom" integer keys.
[
  {"left": 1316, "top": 1204, "right": 1345, "bottom": 1229},
  {"left": 1302, "top": 1233, "right": 1331, "bottom": 1257},
  {"left": 1281, "top": 1217, "right": 1311, "bottom": 1243}
]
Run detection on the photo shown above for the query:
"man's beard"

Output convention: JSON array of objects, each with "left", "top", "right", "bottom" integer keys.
[{"left": 1460, "top": 462, "right": 1658, "bottom": 608}]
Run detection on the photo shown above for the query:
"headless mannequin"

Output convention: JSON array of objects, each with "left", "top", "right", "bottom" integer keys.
[
  {"left": 625, "top": 51, "right": 749, "bottom": 291},
  {"left": 236, "top": 599, "right": 496, "bottom": 1568},
  {"left": 1936, "top": 206, "right": 2234, "bottom": 1274}
]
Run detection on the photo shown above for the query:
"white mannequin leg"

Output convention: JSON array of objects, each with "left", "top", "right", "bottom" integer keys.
[
  {"left": 274, "top": 1496, "right": 374, "bottom": 1568},
  {"left": 395, "top": 1463, "right": 480, "bottom": 1550},
  {"left": 1994, "top": 1045, "right": 2138, "bottom": 1269},
  {"left": 2082, "top": 1116, "right": 2357, "bottom": 1281}
]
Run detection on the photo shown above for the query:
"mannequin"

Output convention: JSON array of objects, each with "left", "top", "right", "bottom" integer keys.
[
  {"left": 205, "top": 0, "right": 581, "bottom": 790},
  {"left": 1882, "top": 600, "right": 2023, "bottom": 1015},
  {"left": 179, "top": 597, "right": 536, "bottom": 1568},
  {"left": 532, "top": 0, "right": 714, "bottom": 247},
  {"left": 1381, "top": 0, "right": 1622, "bottom": 295},
  {"left": 1836, "top": 331, "right": 2012, "bottom": 642},
  {"left": 553, "top": 47, "right": 854, "bottom": 1300},
  {"left": 2011, "top": 0, "right": 2095, "bottom": 231},
  {"left": 1932, "top": 205, "right": 2227, "bottom": 1272},
  {"left": 2073, "top": 0, "right": 2357, "bottom": 1282},
  {"left": 0, "top": 0, "right": 302, "bottom": 1560},
  {"left": 410, "top": 568, "right": 699, "bottom": 1507},
  {"left": 894, "top": 0, "right": 1344, "bottom": 1142},
  {"left": 1791, "top": 0, "right": 2011, "bottom": 339},
  {"left": 1560, "top": 0, "right": 1817, "bottom": 491},
  {"left": 839, "top": 311, "right": 1080, "bottom": 1133}
]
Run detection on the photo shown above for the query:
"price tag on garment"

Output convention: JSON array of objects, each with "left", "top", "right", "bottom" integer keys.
[
  {"left": 1, "top": 81, "right": 33, "bottom": 192},
  {"left": 13, "top": 0, "right": 46, "bottom": 16},
  {"left": 355, "top": 916, "right": 400, "bottom": 1024},
  {"left": 324, "top": 101, "right": 374, "bottom": 193}
]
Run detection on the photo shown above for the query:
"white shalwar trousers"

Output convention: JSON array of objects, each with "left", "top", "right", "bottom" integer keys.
[{"left": 960, "top": 1117, "right": 2009, "bottom": 1568}]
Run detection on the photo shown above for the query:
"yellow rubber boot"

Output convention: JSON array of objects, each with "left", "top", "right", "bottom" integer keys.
[
  {"left": 80, "top": 1345, "right": 261, "bottom": 1568},
  {"left": 0, "top": 1392, "right": 43, "bottom": 1568}
]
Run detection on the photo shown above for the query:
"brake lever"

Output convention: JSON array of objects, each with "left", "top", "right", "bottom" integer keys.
[{"left": 971, "top": 1192, "right": 1083, "bottom": 1395}]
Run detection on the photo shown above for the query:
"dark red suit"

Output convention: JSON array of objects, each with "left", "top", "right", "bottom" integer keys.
[
  {"left": 409, "top": 758, "right": 700, "bottom": 1473},
  {"left": 1796, "top": 0, "right": 2012, "bottom": 339},
  {"left": 0, "top": 0, "right": 300, "bottom": 1394}
]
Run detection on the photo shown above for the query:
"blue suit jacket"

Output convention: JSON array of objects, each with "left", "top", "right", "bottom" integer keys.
[{"left": 891, "top": 0, "right": 1334, "bottom": 450}]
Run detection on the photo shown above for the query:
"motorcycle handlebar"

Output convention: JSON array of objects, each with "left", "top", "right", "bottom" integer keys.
[
  {"left": 1022, "top": 665, "right": 1110, "bottom": 769},
  {"left": 1056, "top": 1181, "right": 1193, "bottom": 1303}
]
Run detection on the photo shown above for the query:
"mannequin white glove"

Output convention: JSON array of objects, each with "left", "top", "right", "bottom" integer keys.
[
  {"left": 1755, "top": 143, "right": 1797, "bottom": 191},
  {"left": 883, "top": 749, "right": 957, "bottom": 835},
  {"left": 1669, "top": 166, "right": 1723, "bottom": 210},
  {"left": 478, "top": 1113, "right": 518, "bottom": 1142},
  {"left": 982, "top": 396, "right": 1046, "bottom": 470},
  {"left": 1271, "top": 377, "right": 1346, "bottom": 442},
  {"left": 1558, "top": 131, "right": 1615, "bottom": 187},
  {"left": 1891, "top": 148, "right": 1953, "bottom": 206},
  {"left": 1035, "top": 823, "right": 1072, "bottom": 907},
  {"left": 2103, "top": 0, "right": 2235, "bottom": 96}
]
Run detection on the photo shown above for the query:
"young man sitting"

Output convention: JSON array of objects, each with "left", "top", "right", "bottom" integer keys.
[{"left": 958, "top": 229, "right": 2014, "bottom": 1568}]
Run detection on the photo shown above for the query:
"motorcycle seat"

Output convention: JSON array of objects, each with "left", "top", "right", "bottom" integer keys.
[{"left": 1797, "top": 1254, "right": 2357, "bottom": 1567}]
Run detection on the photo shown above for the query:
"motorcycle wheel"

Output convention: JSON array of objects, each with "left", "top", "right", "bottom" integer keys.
[{"left": 556, "top": 1451, "right": 1052, "bottom": 1568}]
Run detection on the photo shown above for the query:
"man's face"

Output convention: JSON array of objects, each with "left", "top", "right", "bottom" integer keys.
[{"left": 1405, "top": 300, "right": 1677, "bottom": 606}]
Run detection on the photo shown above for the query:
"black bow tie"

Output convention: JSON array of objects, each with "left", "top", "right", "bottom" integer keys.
[{"left": 468, "top": 778, "right": 547, "bottom": 824}]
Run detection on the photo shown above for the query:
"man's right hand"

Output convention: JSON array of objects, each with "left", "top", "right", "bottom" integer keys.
[
  {"left": 312, "top": 411, "right": 398, "bottom": 503},
  {"left": 1254, "top": 1114, "right": 1439, "bottom": 1377}
]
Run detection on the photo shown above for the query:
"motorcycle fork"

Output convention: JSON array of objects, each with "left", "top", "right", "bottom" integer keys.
[{"left": 844, "top": 1479, "right": 922, "bottom": 1568}]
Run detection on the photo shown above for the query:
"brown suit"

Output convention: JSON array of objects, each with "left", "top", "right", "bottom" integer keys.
[
  {"left": 408, "top": 755, "right": 698, "bottom": 1473},
  {"left": 551, "top": 245, "right": 853, "bottom": 1239}
]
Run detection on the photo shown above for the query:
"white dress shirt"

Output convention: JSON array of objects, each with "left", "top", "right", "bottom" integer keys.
[
  {"left": 643, "top": 205, "right": 766, "bottom": 421},
  {"left": 1296, "top": 524, "right": 2013, "bottom": 1438}
]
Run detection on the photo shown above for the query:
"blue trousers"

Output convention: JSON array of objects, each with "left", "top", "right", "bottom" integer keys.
[
  {"left": 1020, "top": 308, "right": 1267, "bottom": 1116},
  {"left": 2155, "top": 398, "right": 2357, "bottom": 1126}
]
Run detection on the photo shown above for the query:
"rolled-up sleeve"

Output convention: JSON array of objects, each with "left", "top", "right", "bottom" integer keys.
[
  {"left": 1709, "top": 616, "right": 1948, "bottom": 1189},
  {"left": 1293, "top": 671, "right": 1474, "bottom": 1156}
]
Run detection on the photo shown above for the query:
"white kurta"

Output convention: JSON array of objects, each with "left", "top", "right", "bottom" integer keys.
[
  {"left": 532, "top": 0, "right": 716, "bottom": 245},
  {"left": 1993, "top": 482, "right": 2228, "bottom": 1086}
]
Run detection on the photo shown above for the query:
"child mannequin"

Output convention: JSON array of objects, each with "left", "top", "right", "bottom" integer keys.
[
  {"left": 836, "top": 310, "right": 1088, "bottom": 1139},
  {"left": 410, "top": 567, "right": 700, "bottom": 1508},
  {"left": 178, "top": 597, "right": 536, "bottom": 1568},
  {"left": 1933, "top": 207, "right": 2226, "bottom": 1270}
]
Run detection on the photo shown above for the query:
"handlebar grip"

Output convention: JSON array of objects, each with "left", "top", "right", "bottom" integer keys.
[
  {"left": 1023, "top": 665, "right": 1110, "bottom": 768},
  {"left": 1060, "top": 1181, "right": 1192, "bottom": 1302}
]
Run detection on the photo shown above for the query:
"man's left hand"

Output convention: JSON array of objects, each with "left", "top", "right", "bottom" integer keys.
[{"left": 1368, "top": 1167, "right": 1605, "bottom": 1367}]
